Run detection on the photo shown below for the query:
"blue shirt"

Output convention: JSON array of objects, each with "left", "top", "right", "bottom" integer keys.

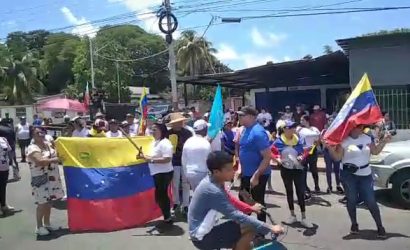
[
  {"left": 188, "top": 176, "right": 270, "bottom": 240},
  {"left": 239, "top": 123, "right": 271, "bottom": 177}
]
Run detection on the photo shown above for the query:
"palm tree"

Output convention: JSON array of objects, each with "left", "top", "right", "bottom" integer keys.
[
  {"left": 0, "top": 52, "right": 46, "bottom": 105},
  {"left": 176, "top": 30, "right": 217, "bottom": 77}
]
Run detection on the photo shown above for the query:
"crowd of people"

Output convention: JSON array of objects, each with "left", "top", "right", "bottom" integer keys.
[{"left": 0, "top": 103, "right": 395, "bottom": 249}]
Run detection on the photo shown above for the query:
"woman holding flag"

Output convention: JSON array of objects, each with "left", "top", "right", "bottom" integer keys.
[{"left": 324, "top": 74, "right": 390, "bottom": 238}]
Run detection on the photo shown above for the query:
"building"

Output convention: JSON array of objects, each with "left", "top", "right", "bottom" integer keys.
[
  {"left": 337, "top": 32, "right": 410, "bottom": 128},
  {"left": 178, "top": 51, "right": 350, "bottom": 118}
]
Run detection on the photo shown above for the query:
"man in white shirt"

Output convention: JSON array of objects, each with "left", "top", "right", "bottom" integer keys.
[
  {"left": 71, "top": 117, "right": 89, "bottom": 137},
  {"left": 182, "top": 119, "right": 212, "bottom": 190},
  {"left": 15, "top": 117, "right": 31, "bottom": 162},
  {"left": 106, "top": 119, "right": 123, "bottom": 138},
  {"left": 125, "top": 113, "right": 139, "bottom": 136},
  {"left": 257, "top": 108, "right": 273, "bottom": 129}
]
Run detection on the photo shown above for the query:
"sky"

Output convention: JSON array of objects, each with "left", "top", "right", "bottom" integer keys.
[{"left": 1, "top": 0, "right": 410, "bottom": 70}]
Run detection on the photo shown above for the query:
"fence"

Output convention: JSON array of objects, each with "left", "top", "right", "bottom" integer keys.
[{"left": 374, "top": 88, "right": 410, "bottom": 129}]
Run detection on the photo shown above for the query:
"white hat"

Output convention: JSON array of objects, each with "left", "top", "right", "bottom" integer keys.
[
  {"left": 193, "top": 119, "right": 209, "bottom": 132},
  {"left": 313, "top": 105, "right": 321, "bottom": 110}
]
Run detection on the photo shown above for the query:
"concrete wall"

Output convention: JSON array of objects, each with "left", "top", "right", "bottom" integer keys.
[{"left": 349, "top": 40, "right": 410, "bottom": 87}]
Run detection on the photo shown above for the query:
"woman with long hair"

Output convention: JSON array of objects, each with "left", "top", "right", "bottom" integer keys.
[
  {"left": 142, "top": 122, "right": 174, "bottom": 224},
  {"left": 27, "top": 127, "right": 64, "bottom": 235},
  {"left": 297, "top": 115, "right": 320, "bottom": 197},
  {"left": 326, "top": 124, "right": 390, "bottom": 238},
  {"left": 272, "top": 120, "right": 312, "bottom": 228}
]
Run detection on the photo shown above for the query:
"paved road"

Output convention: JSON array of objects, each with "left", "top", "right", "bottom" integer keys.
[{"left": 1, "top": 163, "right": 410, "bottom": 250}]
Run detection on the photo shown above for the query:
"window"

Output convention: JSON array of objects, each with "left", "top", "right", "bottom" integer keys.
[{"left": 15, "top": 107, "right": 26, "bottom": 119}]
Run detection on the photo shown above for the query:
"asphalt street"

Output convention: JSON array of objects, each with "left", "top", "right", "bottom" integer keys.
[{"left": 1, "top": 162, "right": 409, "bottom": 250}]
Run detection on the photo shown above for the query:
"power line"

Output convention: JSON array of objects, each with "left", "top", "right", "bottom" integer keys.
[{"left": 95, "top": 49, "right": 169, "bottom": 62}]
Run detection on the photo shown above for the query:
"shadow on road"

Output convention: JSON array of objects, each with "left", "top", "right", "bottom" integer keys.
[
  {"left": 36, "top": 228, "right": 71, "bottom": 241},
  {"left": 375, "top": 189, "right": 408, "bottom": 210},
  {"left": 133, "top": 221, "right": 185, "bottom": 237},
  {"left": 305, "top": 196, "right": 332, "bottom": 207},
  {"left": 0, "top": 209, "right": 23, "bottom": 218},
  {"left": 265, "top": 202, "right": 281, "bottom": 209},
  {"left": 282, "top": 222, "right": 319, "bottom": 237},
  {"left": 342, "top": 229, "right": 410, "bottom": 241},
  {"left": 266, "top": 190, "right": 286, "bottom": 196}
]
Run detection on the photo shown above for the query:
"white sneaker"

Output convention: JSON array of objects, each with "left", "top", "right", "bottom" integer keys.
[
  {"left": 35, "top": 227, "right": 50, "bottom": 236},
  {"left": 45, "top": 224, "right": 61, "bottom": 231},
  {"left": 301, "top": 219, "right": 313, "bottom": 228},
  {"left": 287, "top": 215, "right": 297, "bottom": 224}
]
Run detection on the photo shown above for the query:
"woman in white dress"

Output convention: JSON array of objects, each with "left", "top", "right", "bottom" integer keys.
[{"left": 27, "top": 127, "right": 65, "bottom": 236}]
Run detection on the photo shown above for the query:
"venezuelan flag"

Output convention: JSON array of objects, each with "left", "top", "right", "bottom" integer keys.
[
  {"left": 55, "top": 137, "right": 162, "bottom": 232},
  {"left": 138, "top": 87, "right": 148, "bottom": 135},
  {"left": 324, "top": 73, "right": 382, "bottom": 145}
]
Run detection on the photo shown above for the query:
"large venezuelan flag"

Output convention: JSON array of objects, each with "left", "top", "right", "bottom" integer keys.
[
  {"left": 55, "top": 137, "right": 162, "bottom": 232},
  {"left": 324, "top": 73, "right": 382, "bottom": 145}
]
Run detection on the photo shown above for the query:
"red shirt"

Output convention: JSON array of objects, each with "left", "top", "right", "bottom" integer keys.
[{"left": 310, "top": 111, "right": 327, "bottom": 131}]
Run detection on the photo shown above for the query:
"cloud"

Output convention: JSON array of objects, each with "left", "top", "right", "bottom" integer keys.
[
  {"left": 107, "top": 0, "right": 163, "bottom": 35},
  {"left": 250, "top": 27, "right": 287, "bottom": 47},
  {"left": 242, "top": 53, "right": 276, "bottom": 68},
  {"left": 283, "top": 56, "right": 292, "bottom": 61},
  {"left": 61, "top": 7, "right": 97, "bottom": 37},
  {"left": 214, "top": 43, "right": 239, "bottom": 60}
]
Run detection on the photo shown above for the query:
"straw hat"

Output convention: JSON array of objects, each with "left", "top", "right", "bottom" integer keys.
[{"left": 166, "top": 112, "right": 188, "bottom": 125}]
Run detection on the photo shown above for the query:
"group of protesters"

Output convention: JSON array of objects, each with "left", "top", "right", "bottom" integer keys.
[{"left": 0, "top": 102, "right": 395, "bottom": 248}]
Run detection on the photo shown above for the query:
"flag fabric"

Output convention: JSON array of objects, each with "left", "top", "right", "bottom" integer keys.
[
  {"left": 83, "top": 82, "right": 90, "bottom": 111},
  {"left": 55, "top": 136, "right": 163, "bottom": 232},
  {"left": 324, "top": 73, "right": 383, "bottom": 145},
  {"left": 138, "top": 87, "right": 148, "bottom": 135},
  {"left": 208, "top": 85, "right": 224, "bottom": 139}
]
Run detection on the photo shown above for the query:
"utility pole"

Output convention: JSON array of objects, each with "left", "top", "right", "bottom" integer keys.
[
  {"left": 116, "top": 61, "right": 121, "bottom": 103},
  {"left": 163, "top": 0, "right": 178, "bottom": 111},
  {"left": 89, "top": 38, "right": 95, "bottom": 89}
]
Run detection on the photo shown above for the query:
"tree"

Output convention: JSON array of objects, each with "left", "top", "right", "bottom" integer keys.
[
  {"left": 303, "top": 54, "right": 313, "bottom": 60},
  {"left": 323, "top": 45, "right": 333, "bottom": 55},
  {"left": 176, "top": 30, "right": 217, "bottom": 77},
  {"left": 0, "top": 52, "right": 46, "bottom": 105},
  {"left": 102, "top": 81, "right": 132, "bottom": 103}
]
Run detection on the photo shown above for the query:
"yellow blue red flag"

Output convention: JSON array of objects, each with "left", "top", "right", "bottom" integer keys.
[
  {"left": 55, "top": 136, "right": 163, "bottom": 232},
  {"left": 324, "top": 73, "right": 383, "bottom": 145}
]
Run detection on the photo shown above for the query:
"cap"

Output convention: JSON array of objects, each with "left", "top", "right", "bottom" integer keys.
[
  {"left": 108, "top": 119, "right": 118, "bottom": 124},
  {"left": 237, "top": 106, "right": 258, "bottom": 116},
  {"left": 121, "top": 121, "right": 129, "bottom": 127},
  {"left": 20, "top": 116, "right": 26, "bottom": 119},
  {"left": 95, "top": 112, "right": 104, "bottom": 118},
  {"left": 126, "top": 113, "right": 134, "bottom": 118},
  {"left": 94, "top": 119, "right": 106, "bottom": 128},
  {"left": 193, "top": 119, "right": 209, "bottom": 132},
  {"left": 313, "top": 105, "right": 321, "bottom": 110},
  {"left": 285, "top": 105, "right": 291, "bottom": 109},
  {"left": 283, "top": 120, "right": 297, "bottom": 129}
]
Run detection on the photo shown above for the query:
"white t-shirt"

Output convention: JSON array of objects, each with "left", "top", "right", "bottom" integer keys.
[
  {"left": 341, "top": 134, "right": 372, "bottom": 176},
  {"left": 209, "top": 131, "right": 222, "bottom": 152},
  {"left": 148, "top": 138, "right": 174, "bottom": 175},
  {"left": 106, "top": 130, "right": 123, "bottom": 138},
  {"left": 129, "top": 123, "right": 139, "bottom": 136},
  {"left": 72, "top": 128, "right": 89, "bottom": 138},
  {"left": 298, "top": 126, "right": 320, "bottom": 148},
  {"left": 182, "top": 135, "right": 211, "bottom": 174},
  {"left": 16, "top": 123, "right": 30, "bottom": 140}
]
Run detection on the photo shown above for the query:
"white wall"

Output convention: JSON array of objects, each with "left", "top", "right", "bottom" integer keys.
[{"left": 0, "top": 105, "right": 35, "bottom": 124}]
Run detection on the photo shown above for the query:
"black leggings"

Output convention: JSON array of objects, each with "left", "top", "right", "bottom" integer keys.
[
  {"left": 0, "top": 171, "right": 8, "bottom": 207},
  {"left": 303, "top": 152, "right": 319, "bottom": 192},
  {"left": 280, "top": 167, "right": 306, "bottom": 212},
  {"left": 153, "top": 171, "right": 174, "bottom": 220},
  {"left": 240, "top": 175, "right": 269, "bottom": 222}
]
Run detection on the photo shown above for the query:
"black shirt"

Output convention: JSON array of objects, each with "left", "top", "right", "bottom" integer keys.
[
  {"left": 0, "top": 125, "right": 16, "bottom": 147},
  {"left": 169, "top": 127, "right": 193, "bottom": 166}
]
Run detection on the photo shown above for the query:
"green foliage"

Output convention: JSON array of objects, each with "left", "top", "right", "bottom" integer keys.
[
  {"left": 102, "top": 81, "right": 132, "bottom": 103},
  {"left": 363, "top": 28, "right": 410, "bottom": 37},
  {"left": 323, "top": 45, "right": 333, "bottom": 55}
]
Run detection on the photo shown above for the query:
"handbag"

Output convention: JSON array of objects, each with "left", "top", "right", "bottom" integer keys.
[
  {"left": 343, "top": 163, "right": 359, "bottom": 174},
  {"left": 31, "top": 173, "right": 48, "bottom": 188}
]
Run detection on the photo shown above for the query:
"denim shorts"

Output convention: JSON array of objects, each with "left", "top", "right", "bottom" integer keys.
[{"left": 192, "top": 221, "right": 242, "bottom": 250}]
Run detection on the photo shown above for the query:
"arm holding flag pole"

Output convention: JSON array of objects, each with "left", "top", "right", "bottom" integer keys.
[{"left": 118, "top": 127, "right": 143, "bottom": 159}]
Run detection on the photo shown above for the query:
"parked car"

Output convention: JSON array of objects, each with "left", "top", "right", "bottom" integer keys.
[
  {"left": 148, "top": 104, "right": 172, "bottom": 119},
  {"left": 370, "top": 140, "right": 410, "bottom": 208}
]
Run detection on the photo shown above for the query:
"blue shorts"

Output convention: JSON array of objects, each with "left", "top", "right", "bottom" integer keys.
[{"left": 192, "top": 221, "right": 242, "bottom": 250}]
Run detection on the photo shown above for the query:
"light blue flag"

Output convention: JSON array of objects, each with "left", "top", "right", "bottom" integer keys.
[{"left": 208, "top": 85, "right": 224, "bottom": 139}]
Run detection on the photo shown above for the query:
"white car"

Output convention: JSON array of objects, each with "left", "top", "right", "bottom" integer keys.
[{"left": 370, "top": 140, "right": 410, "bottom": 209}]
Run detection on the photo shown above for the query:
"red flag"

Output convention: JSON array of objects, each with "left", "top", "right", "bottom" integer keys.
[{"left": 324, "top": 74, "right": 382, "bottom": 145}]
